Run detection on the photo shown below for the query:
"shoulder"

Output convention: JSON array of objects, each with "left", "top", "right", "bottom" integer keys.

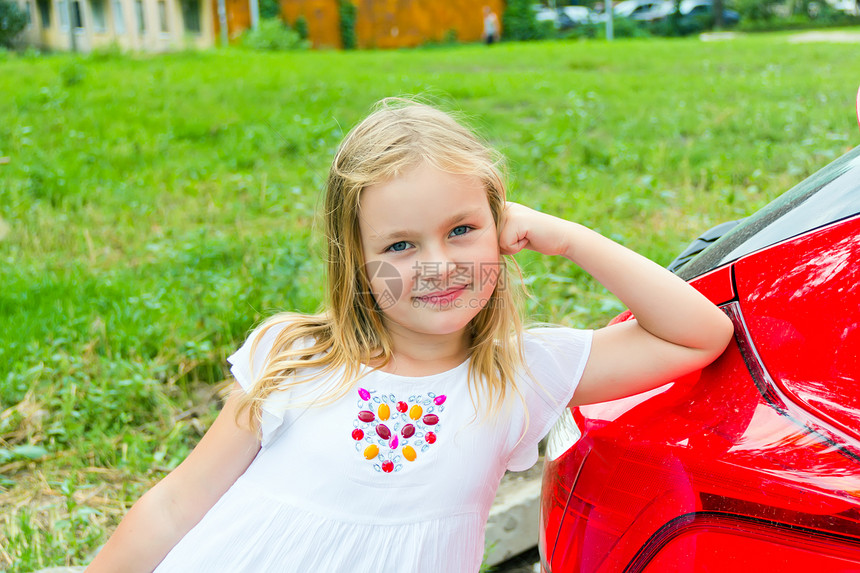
[
  {"left": 523, "top": 325, "right": 593, "bottom": 362},
  {"left": 228, "top": 312, "right": 327, "bottom": 389},
  {"left": 517, "top": 325, "right": 594, "bottom": 397}
]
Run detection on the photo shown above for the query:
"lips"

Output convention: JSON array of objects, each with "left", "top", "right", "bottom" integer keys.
[{"left": 414, "top": 284, "right": 468, "bottom": 305}]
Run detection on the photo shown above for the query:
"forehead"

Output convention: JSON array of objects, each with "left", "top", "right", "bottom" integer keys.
[{"left": 358, "top": 163, "right": 491, "bottom": 238}]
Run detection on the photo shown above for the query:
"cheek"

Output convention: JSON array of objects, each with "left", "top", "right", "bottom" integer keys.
[
  {"left": 365, "top": 258, "right": 414, "bottom": 307},
  {"left": 474, "top": 239, "right": 502, "bottom": 294}
]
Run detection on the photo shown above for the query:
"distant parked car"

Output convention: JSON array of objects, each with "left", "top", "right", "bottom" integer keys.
[
  {"left": 561, "top": 5, "right": 599, "bottom": 25},
  {"left": 615, "top": 0, "right": 668, "bottom": 19},
  {"left": 681, "top": 0, "right": 741, "bottom": 24},
  {"left": 593, "top": 0, "right": 667, "bottom": 21},
  {"left": 824, "top": 0, "right": 859, "bottom": 14},
  {"left": 644, "top": 0, "right": 741, "bottom": 25},
  {"left": 533, "top": 4, "right": 572, "bottom": 29},
  {"left": 533, "top": 4, "right": 561, "bottom": 25},
  {"left": 534, "top": 4, "right": 598, "bottom": 29},
  {"left": 539, "top": 126, "right": 860, "bottom": 570}
]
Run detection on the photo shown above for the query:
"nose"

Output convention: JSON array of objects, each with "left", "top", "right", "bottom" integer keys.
[{"left": 413, "top": 243, "right": 457, "bottom": 285}]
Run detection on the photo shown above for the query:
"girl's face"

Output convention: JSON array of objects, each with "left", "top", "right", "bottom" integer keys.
[{"left": 358, "top": 162, "right": 501, "bottom": 342}]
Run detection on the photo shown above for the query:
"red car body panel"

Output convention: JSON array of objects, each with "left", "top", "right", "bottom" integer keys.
[
  {"left": 540, "top": 216, "right": 860, "bottom": 573},
  {"left": 683, "top": 264, "right": 735, "bottom": 306},
  {"left": 734, "top": 216, "right": 860, "bottom": 442}
]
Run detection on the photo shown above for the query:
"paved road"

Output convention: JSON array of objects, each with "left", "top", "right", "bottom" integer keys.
[{"left": 493, "top": 547, "right": 541, "bottom": 573}]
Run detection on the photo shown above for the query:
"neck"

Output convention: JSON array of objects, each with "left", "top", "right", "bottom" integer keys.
[{"left": 377, "top": 321, "right": 471, "bottom": 376}]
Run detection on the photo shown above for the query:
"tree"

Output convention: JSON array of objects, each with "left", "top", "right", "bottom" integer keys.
[
  {"left": 503, "top": 0, "right": 544, "bottom": 40},
  {"left": 338, "top": 0, "right": 356, "bottom": 49},
  {"left": 0, "top": 0, "right": 28, "bottom": 48},
  {"left": 258, "top": 0, "right": 280, "bottom": 19},
  {"left": 713, "top": 0, "right": 724, "bottom": 28}
]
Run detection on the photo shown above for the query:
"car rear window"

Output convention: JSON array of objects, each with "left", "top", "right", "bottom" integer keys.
[{"left": 678, "top": 145, "right": 860, "bottom": 281}]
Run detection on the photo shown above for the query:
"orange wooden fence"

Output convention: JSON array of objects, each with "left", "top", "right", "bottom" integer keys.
[
  {"left": 281, "top": 0, "right": 505, "bottom": 49},
  {"left": 281, "top": 0, "right": 342, "bottom": 47},
  {"left": 213, "top": 0, "right": 252, "bottom": 40}
]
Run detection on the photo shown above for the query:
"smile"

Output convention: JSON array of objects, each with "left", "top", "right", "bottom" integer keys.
[{"left": 413, "top": 284, "right": 468, "bottom": 305}]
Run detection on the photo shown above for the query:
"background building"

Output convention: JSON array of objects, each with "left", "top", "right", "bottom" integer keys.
[
  {"left": 14, "top": 0, "right": 505, "bottom": 51},
  {"left": 281, "top": 0, "right": 506, "bottom": 49}
]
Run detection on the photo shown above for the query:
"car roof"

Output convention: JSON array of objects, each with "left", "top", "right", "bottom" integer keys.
[{"left": 680, "top": 0, "right": 711, "bottom": 10}]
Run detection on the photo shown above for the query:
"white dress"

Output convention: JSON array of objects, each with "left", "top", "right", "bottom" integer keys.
[{"left": 153, "top": 324, "right": 592, "bottom": 573}]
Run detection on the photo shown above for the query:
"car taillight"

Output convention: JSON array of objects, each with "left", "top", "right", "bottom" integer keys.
[
  {"left": 637, "top": 512, "right": 860, "bottom": 572},
  {"left": 541, "top": 408, "right": 589, "bottom": 572}
]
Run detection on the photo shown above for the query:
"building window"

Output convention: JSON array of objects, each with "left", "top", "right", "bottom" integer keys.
[
  {"left": 157, "top": 0, "right": 167, "bottom": 32},
  {"left": 37, "top": 0, "right": 50, "bottom": 27},
  {"left": 71, "top": 0, "right": 83, "bottom": 28},
  {"left": 58, "top": 0, "right": 69, "bottom": 28},
  {"left": 135, "top": 0, "right": 145, "bottom": 32},
  {"left": 180, "top": 0, "right": 199, "bottom": 33},
  {"left": 91, "top": 0, "right": 106, "bottom": 31},
  {"left": 23, "top": 0, "right": 33, "bottom": 27},
  {"left": 112, "top": 0, "right": 124, "bottom": 33}
]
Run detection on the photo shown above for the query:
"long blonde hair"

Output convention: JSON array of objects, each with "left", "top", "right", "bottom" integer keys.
[{"left": 235, "top": 98, "right": 529, "bottom": 430}]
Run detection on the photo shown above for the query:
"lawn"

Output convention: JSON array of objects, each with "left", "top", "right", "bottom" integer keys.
[{"left": 1, "top": 31, "right": 859, "bottom": 570}]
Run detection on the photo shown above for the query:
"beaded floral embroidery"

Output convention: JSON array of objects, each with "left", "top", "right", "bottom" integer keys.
[{"left": 351, "top": 388, "right": 446, "bottom": 473}]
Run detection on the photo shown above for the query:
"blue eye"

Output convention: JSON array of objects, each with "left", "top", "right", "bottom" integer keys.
[
  {"left": 386, "top": 241, "right": 410, "bottom": 253},
  {"left": 450, "top": 225, "right": 471, "bottom": 237}
]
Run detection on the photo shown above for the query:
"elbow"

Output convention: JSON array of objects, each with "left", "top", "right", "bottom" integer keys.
[
  {"left": 718, "top": 308, "right": 736, "bottom": 348},
  {"left": 705, "top": 309, "right": 735, "bottom": 362}
]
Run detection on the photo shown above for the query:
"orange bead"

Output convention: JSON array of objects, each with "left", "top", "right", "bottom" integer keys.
[
  {"left": 409, "top": 404, "right": 423, "bottom": 420},
  {"left": 363, "top": 444, "right": 379, "bottom": 460},
  {"left": 378, "top": 403, "right": 390, "bottom": 421},
  {"left": 402, "top": 445, "right": 417, "bottom": 462}
]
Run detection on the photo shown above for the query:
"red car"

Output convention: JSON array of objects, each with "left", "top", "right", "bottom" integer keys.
[{"left": 540, "top": 144, "right": 860, "bottom": 572}]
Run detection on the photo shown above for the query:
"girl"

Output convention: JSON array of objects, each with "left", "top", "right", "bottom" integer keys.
[{"left": 86, "top": 99, "right": 733, "bottom": 572}]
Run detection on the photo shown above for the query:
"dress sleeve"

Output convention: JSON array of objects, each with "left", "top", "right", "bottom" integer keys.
[
  {"left": 505, "top": 327, "right": 593, "bottom": 472},
  {"left": 226, "top": 321, "right": 294, "bottom": 448}
]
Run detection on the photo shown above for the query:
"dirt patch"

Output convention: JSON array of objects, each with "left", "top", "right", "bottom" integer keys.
[
  {"left": 699, "top": 31, "right": 741, "bottom": 41},
  {"left": 788, "top": 30, "right": 860, "bottom": 43}
]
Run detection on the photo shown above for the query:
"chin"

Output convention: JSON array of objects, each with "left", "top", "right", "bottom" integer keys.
[{"left": 387, "top": 308, "right": 479, "bottom": 338}]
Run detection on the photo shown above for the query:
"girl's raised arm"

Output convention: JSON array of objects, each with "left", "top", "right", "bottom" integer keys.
[
  {"left": 500, "top": 203, "right": 735, "bottom": 406},
  {"left": 85, "top": 382, "right": 261, "bottom": 573}
]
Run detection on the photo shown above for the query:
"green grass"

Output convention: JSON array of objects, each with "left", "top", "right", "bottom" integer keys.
[{"left": 2, "top": 31, "right": 859, "bottom": 570}]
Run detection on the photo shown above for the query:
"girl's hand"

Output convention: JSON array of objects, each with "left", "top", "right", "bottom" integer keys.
[
  {"left": 501, "top": 201, "right": 734, "bottom": 407},
  {"left": 84, "top": 383, "right": 260, "bottom": 572},
  {"left": 498, "top": 202, "right": 573, "bottom": 257}
]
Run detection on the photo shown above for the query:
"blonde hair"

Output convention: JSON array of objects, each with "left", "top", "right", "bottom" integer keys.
[{"left": 235, "top": 98, "right": 529, "bottom": 431}]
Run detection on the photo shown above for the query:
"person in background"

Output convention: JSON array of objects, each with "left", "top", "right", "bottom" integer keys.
[{"left": 483, "top": 6, "right": 500, "bottom": 44}]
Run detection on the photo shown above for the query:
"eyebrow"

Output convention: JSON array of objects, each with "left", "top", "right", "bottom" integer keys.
[{"left": 374, "top": 208, "right": 483, "bottom": 242}]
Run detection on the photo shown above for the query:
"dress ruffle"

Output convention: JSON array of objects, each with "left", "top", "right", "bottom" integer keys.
[{"left": 154, "top": 478, "right": 485, "bottom": 573}]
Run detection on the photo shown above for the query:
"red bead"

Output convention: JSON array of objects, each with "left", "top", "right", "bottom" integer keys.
[
  {"left": 358, "top": 410, "right": 375, "bottom": 423},
  {"left": 401, "top": 424, "right": 415, "bottom": 438},
  {"left": 422, "top": 414, "right": 439, "bottom": 426},
  {"left": 376, "top": 424, "right": 391, "bottom": 440},
  {"left": 382, "top": 460, "right": 394, "bottom": 473},
  {"left": 425, "top": 432, "right": 437, "bottom": 444},
  {"left": 396, "top": 401, "right": 408, "bottom": 413},
  {"left": 351, "top": 429, "right": 364, "bottom": 440},
  {"left": 433, "top": 395, "right": 447, "bottom": 405}
]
